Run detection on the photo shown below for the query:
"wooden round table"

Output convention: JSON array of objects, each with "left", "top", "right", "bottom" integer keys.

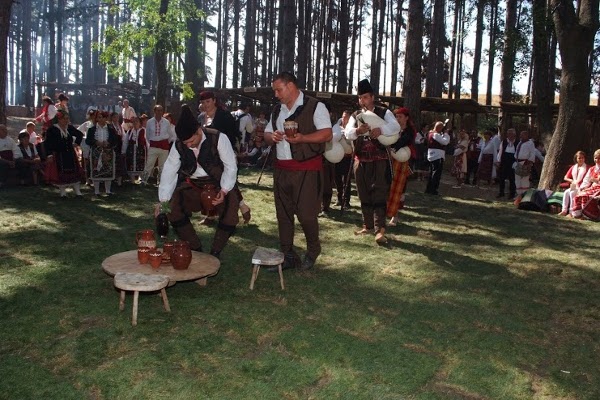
[{"left": 102, "top": 250, "right": 220, "bottom": 287}]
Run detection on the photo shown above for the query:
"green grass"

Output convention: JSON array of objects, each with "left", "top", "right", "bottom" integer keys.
[{"left": 1, "top": 169, "right": 599, "bottom": 399}]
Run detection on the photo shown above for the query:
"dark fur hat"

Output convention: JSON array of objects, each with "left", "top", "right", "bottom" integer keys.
[
  {"left": 175, "top": 104, "right": 199, "bottom": 141},
  {"left": 357, "top": 79, "right": 374, "bottom": 95}
]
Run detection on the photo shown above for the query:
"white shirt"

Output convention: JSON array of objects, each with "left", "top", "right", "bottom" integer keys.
[
  {"left": 121, "top": 106, "right": 137, "bottom": 132},
  {"left": 146, "top": 117, "right": 175, "bottom": 143},
  {"left": 19, "top": 143, "right": 38, "bottom": 158},
  {"left": 0, "top": 136, "right": 22, "bottom": 159},
  {"left": 515, "top": 139, "right": 536, "bottom": 162},
  {"left": 343, "top": 108, "right": 400, "bottom": 140},
  {"left": 232, "top": 109, "right": 255, "bottom": 142},
  {"left": 427, "top": 132, "right": 450, "bottom": 161},
  {"left": 497, "top": 139, "right": 517, "bottom": 163},
  {"left": 478, "top": 137, "right": 500, "bottom": 162},
  {"left": 265, "top": 91, "right": 332, "bottom": 160},
  {"left": 37, "top": 104, "right": 57, "bottom": 124},
  {"left": 93, "top": 124, "right": 110, "bottom": 143},
  {"left": 158, "top": 132, "right": 238, "bottom": 202}
]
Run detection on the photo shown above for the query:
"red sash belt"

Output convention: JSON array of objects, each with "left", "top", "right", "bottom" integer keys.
[
  {"left": 275, "top": 156, "right": 323, "bottom": 171},
  {"left": 355, "top": 154, "right": 388, "bottom": 162},
  {"left": 150, "top": 139, "right": 170, "bottom": 150}
]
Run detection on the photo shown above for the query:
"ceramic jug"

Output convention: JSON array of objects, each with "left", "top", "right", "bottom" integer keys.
[
  {"left": 136, "top": 229, "right": 156, "bottom": 249},
  {"left": 171, "top": 240, "right": 192, "bottom": 270},
  {"left": 200, "top": 184, "right": 220, "bottom": 217}
]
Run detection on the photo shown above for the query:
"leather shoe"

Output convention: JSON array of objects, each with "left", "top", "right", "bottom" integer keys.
[
  {"left": 298, "top": 255, "right": 315, "bottom": 271},
  {"left": 267, "top": 254, "right": 298, "bottom": 272}
]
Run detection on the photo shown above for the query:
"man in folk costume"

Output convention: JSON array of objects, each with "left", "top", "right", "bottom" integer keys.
[
  {"left": 344, "top": 79, "right": 400, "bottom": 244},
  {"left": 199, "top": 90, "right": 252, "bottom": 224},
  {"left": 121, "top": 99, "right": 137, "bottom": 132},
  {"left": 496, "top": 128, "right": 519, "bottom": 200},
  {"left": 0, "top": 124, "right": 22, "bottom": 187},
  {"left": 158, "top": 104, "right": 239, "bottom": 259},
  {"left": 264, "top": 71, "right": 333, "bottom": 271},
  {"left": 513, "top": 130, "right": 536, "bottom": 195},
  {"left": 142, "top": 104, "right": 176, "bottom": 184},
  {"left": 464, "top": 130, "right": 481, "bottom": 186},
  {"left": 334, "top": 110, "right": 353, "bottom": 208},
  {"left": 425, "top": 121, "right": 450, "bottom": 195}
]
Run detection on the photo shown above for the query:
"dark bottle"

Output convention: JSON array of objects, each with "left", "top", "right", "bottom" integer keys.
[{"left": 156, "top": 212, "right": 170, "bottom": 239}]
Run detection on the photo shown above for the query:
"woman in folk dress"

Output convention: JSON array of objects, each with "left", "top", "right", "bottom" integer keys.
[
  {"left": 570, "top": 149, "right": 600, "bottom": 220},
  {"left": 86, "top": 111, "right": 119, "bottom": 196},
  {"left": 559, "top": 151, "right": 590, "bottom": 216},
  {"left": 44, "top": 111, "right": 84, "bottom": 197},
  {"left": 122, "top": 116, "right": 148, "bottom": 183}
]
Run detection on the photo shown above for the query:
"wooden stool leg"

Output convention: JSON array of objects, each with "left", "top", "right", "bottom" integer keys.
[
  {"left": 250, "top": 264, "right": 260, "bottom": 290},
  {"left": 132, "top": 290, "right": 139, "bottom": 326},
  {"left": 161, "top": 288, "right": 171, "bottom": 312},
  {"left": 119, "top": 290, "right": 126, "bottom": 311},
  {"left": 278, "top": 264, "right": 285, "bottom": 290}
]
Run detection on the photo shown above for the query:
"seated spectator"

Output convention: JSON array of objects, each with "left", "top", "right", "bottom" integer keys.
[
  {"left": 255, "top": 136, "right": 272, "bottom": 168},
  {"left": 559, "top": 151, "right": 590, "bottom": 216},
  {"left": 570, "top": 149, "right": 600, "bottom": 219},
  {"left": 22, "top": 121, "right": 41, "bottom": 145},
  {"left": 16, "top": 131, "right": 43, "bottom": 185},
  {"left": 0, "top": 124, "right": 22, "bottom": 187},
  {"left": 237, "top": 138, "right": 261, "bottom": 166}
]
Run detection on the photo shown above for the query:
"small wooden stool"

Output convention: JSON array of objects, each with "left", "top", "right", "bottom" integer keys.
[
  {"left": 250, "top": 247, "right": 285, "bottom": 290},
  {"left": 113, "top": 272, "right": 171, "bottom": 326}
]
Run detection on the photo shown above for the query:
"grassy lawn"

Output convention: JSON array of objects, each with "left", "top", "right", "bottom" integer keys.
[{"left": 1, "top": 169, "right": 599, "bottom": 400}]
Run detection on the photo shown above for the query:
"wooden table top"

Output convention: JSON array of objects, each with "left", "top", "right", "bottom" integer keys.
[{"left": 102, "top": 250, "right": 220, "bottom": 284}]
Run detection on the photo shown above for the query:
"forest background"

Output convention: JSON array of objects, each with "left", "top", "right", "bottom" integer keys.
[{"left": 0, "top": 0, "right": 598, "bottom": 187}]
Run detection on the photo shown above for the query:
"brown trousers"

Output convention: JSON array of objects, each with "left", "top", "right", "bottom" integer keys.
[
  {"left": 273, "top": 168, "right": 322, "bottom": 262},
  {"left": 322, "top": 160, "right": 335, "bottom": 211},
  {"left": 168, "top": 180, "right": 239, "bottom": 255},
  {"left": 354, "top": 159, "right": 391, "bottom": 231}
]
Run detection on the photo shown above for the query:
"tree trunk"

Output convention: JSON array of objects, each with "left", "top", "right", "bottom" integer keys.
[
  {"left": 215, "top": 0, "right": 222, "bottom": 89},
  {"left": 500, "top": 0, "right": 518, "bottom": 104},
  {"left": 106, "top": 0, "right": 118, "bottom": 84},
  {"left": 154, "top": 0, "right": 170, "bottom": 107},
  {"left": 471, "top": 0, "right": 484, "bottom": 101},
  {"left": 185, "top": 0, "right": 202, "bottom": 94},
  {"left": 389, "top": 0, "right": 402, "bottom": 96},
  {"left": 280, "top": 0, "right": 296, "bottom": 73},
  {"left": 426, "top": 0, "right": 445, "bottom": 97},
  {"left": 403, "top": 0, "right": 424, "bottom": 130},
  {"left": 448, "top": 0, "right": 459, "bottom": 99},
  {"left": 48, "top": 0, "right": 56, "bottom": 84},
  {"left": 241, "top": 0, "right": 255, "bottom": 86},
  {"left": 56, "top": 0, "right": 64, "bottom": 83},
  {"left": 337, "top": 0, "right": 349, "bottom": 93},
  {"left": 0, "top": 0, "right": 14, "bottom": 124},
  {"left": 21, "top": 0, "right": 32, "bottom": 109},
  {"left": 232, "top": 0, "right": 240, "bottom": 88},
  {"left": 485, "top": 0, "right": 498, "bottom": 105},
  {"left": 532, "top": 0, "right": 553, "bottom": 144},
  {"left": 221, "top": 0, "right": 229, "bottom": 88},
  {"left": 0, "top": 0, "right": 13, "bottom": 124},
  {"left": 540, "top": 0, "right": 599, "bottom": 189}
]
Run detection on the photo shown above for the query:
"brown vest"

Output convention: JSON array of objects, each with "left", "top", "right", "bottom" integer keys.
[
  {"left": 271, "top": 95, "right": 325, "bottom": 161},
  {"left": 175, "top": 130, "right": 224, "bottom": 186},
  {"left": 353, "top": 105, "right": 389, "bottom": 161}
]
